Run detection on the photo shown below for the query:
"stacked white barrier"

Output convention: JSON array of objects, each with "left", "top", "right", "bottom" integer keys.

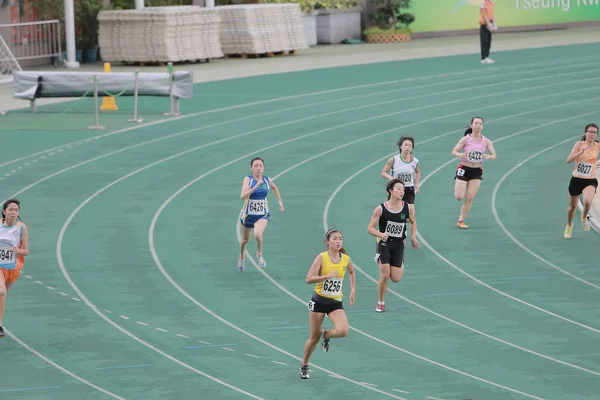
[
  {"left": 97, "top": 6, "right": 223, "bottom": 63},
  {"left": 217, "top": 4, "right": 308, "bottom": 56}
]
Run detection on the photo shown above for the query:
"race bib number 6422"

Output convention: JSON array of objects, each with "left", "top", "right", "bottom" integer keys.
[{"left": 467, "top": 150, "right": 483, "bottom": 162}]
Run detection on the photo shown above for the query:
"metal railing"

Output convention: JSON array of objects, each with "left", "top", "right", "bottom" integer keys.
[{"left": 0, "top": 20, "right": 62, "bottom": 62}]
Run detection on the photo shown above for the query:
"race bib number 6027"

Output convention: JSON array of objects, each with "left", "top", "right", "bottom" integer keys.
[{"left": 576, "top": 162, "right": 593, "bottom": 177}]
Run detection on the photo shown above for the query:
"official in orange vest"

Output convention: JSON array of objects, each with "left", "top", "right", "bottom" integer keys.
[{"left": 479, "top": 0, "right": 497, "bottom": 64}]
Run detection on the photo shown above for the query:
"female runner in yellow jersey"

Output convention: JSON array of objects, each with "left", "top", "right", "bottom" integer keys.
[
  {"left": 300, "top": 229, "right": 356, "bottom": 379},
  {"left": 564, "top": 123, "right": 599, "bottom": 238}
]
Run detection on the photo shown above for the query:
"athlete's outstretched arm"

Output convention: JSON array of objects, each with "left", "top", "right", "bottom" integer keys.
[
  {"left": 566, "top": 141, "right": 586, "bottom": 164},
  {"left": 306, "top": 254, "right": 334, "bottom": 284},
  {"left": 268, "top": 180, "right": 285, "bottom": 211},
  {"left": 367, "top": 206, "right": 387, "bottom": 241},
  {"left": 408, "top": 204, "right": 421, "bottom": 250},
  {"left": 484, "top": 139, "right": 497, "bottom": 160},
  {"left": 380, "top": 157, "right": 395, "bottom": 180},
  {"left": 240, "top": 177, "right": 261, "bottom": 199},
  {"left": 414, "top": 162, "right": 421, "bottom": 193},
  {"left": 12, "top": 225, "right": 28, "bottom": 256},
  {"left": 451, "top": 137, "right": 467, "bottom": 158}
]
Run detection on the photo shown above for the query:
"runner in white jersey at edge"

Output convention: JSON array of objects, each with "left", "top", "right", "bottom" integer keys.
[{"left": 381, "top": 136, "right": 420, "bottom": 209}]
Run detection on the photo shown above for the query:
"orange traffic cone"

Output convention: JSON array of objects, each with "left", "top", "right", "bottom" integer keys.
[{"left": 100, "top": 62, "right": 118, "bottom": 111}]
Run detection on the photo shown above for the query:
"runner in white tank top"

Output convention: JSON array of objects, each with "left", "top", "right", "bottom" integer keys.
[
  {"left": 381, "top": 136, "right": 420, "bottom": 206},
  {"left": 450, "top": 117, "right": 497, "bottom": 229},
  {"left": 0, "top": 199, "right": 29, "bottom": 338}
]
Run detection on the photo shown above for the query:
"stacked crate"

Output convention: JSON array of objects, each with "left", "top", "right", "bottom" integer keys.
[
  {"left": 98, "top": 6, "right": 224, "bottom": 63},
  {"left": 217, "top": 4, "right": 308, "bottom": 56}
]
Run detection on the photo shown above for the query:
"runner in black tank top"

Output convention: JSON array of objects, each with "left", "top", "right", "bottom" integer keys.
[{"left": 367, "top": 179, "right": 420, "bottom": 313}]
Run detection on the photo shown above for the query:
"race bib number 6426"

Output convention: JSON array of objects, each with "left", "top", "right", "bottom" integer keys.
[{"left": 248, "top": 200, "right": 266, "bottom": 215}]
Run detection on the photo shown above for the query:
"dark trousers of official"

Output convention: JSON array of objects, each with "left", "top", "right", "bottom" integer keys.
[{"left": 479, "top": 24, "right": 492, "bottom": 60}]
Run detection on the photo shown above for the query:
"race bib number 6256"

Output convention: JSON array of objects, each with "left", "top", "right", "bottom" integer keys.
[{"left": 322, "top": 278, "right": 342, "bottom": 296}]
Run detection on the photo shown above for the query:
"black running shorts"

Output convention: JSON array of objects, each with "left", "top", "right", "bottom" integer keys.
[
  {"left": 455, "top": 164, "right": 483, "bottom": 181},
  {"left": 403, "top": 186, "right": 416, "bottom": 204},
  {"left": 568, "top": 176, "right": 598, "bottom": 197},
  {"left": 376, "top": 240, "right": 405, "bottom": 268},
  {"left": 307, "top": 293, "right": 343, "bottom": 315}
]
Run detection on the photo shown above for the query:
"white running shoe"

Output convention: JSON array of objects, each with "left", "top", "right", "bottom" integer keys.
[
  {"left": 238, "top": 257, "right": 245, "bottom": 272},
  {"left": 582, "top": 216, "right": 591, "bottom": 232},
  {"left": 257, "top": 255, "right": 267, "bottom": 268}
]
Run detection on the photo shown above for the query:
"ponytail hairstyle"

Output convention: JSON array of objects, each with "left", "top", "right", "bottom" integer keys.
[
  {"left": 464, "top": 116, "right": 484, "bottom": 136},
  {"left": 2, "top": 198, "right": 23, "bottom": 223},
  {"left": 324, "top": 228, "right": 346, "bottom": 255},
  {"left": 386, "top": 178, "right": 405, "bottom": 200}
]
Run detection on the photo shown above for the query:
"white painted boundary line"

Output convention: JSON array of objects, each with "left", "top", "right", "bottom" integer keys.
[
  {"left": 5, "top": 328, "right": 126, "bottom": 399},
  {"left": 2, "top": 55, "right": 600, "bottom": 171},
  {"left": 321, "top": 106, "right": 600, "bottom": 378},
  {"left": 414, "top": 113, "right": 600, "bottom": 335},
  {"left": 492, "top": 140, "right": 600, "bottom": 290},
  {"left": 10, "top": 58, "right": 598, "bottom": 400}
]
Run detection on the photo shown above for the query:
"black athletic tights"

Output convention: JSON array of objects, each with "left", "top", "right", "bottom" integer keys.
[{"left": 480, "top": 24, "right": 492, "bottom": 60}]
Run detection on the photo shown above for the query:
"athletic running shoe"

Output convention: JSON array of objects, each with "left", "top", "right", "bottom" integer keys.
[
  {"left": 257, "top": 255, "right": 267, "bottom": 268},
  {"left": 582, "top": 216, "right": 591, "bottom": 232},
  {"left": 0, "top": 326, "right": 5, "bottom": 338},
  {"left": 300, "top": 365, "right": 310, "bottom": 379},
  {"left": 320, "top": 330, "right": 330, "bottom": 352},
  {"left": 457, "top": 220, "right": 468, "bottom": 229},
  {"left": 376, "top": 303, "right": 385, "bottom": 313},
  {"left": 564, "top": 225, "right": 573, "bottom": 239},
  {"left": 238, "top": 257, "right": 245, "bottom": 272}
]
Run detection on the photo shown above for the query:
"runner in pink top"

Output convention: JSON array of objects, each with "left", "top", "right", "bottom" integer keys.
[{"left": 450, "top": 116, "right": 497, "bottom": 229}]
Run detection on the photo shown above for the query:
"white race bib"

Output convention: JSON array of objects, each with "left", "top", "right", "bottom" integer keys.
[
  {"left": 385, "top": 221, "right": 406, "bottom": 238},
  {"left": 248, "top": 199, "right": 266, "bottom": 216},
  {"left": 321, "top": 278, "right": 342, "bottom": 296},
  {"left": 396, "top": 172, "right": 413, "bottom": 186},
  {"left": 576, "top": 161, "right": 593, "bottom": 178},
  {"left": 467, "top": 150, "right": 483, "bottom": 163},
  {"left": 0, "top": 247, "right": 16, "bottom": 263}
]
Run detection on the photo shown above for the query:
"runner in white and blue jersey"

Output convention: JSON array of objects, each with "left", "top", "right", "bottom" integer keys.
[{"left": 238, "top": 157, "right": 284, "bottom": 272}]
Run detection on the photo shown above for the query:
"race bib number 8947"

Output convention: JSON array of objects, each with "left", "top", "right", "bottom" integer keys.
[{"left": 0, "top": 247, "right": 15, "bottom": 263}]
